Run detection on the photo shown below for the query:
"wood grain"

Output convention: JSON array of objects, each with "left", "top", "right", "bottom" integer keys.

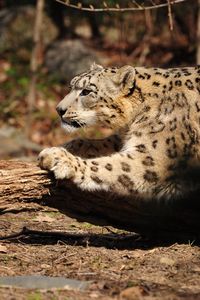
[{"left": 0, "top": 160, "right": 200, "bottom": 240}]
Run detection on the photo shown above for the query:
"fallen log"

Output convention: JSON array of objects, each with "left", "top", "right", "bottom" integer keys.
[{"left": 0, "top": 160, "right": 200, "bottom": 240}]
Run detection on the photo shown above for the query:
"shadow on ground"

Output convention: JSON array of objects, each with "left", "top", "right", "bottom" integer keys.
[{"left": 0, "top": 226, "right": 199, "bottom": 250}]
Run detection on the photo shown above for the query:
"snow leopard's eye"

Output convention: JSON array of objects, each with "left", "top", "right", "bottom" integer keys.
[{"left": 80, "top": 89, "right": 91, "bottom": 96}]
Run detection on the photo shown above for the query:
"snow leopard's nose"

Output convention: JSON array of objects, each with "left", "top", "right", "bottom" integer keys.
[{"left": 56, "top": 106, "right": 67, "bottom": 117}]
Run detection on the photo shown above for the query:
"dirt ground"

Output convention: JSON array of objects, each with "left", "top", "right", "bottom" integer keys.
[{"left": 0, "top": 208, "right": 200, "bottom": 300}]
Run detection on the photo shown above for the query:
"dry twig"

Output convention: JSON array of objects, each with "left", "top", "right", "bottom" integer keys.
[
  {"left": 55, "top": 0, "right": 187, "bottom": 13},
  {"left": 167, "top": 0, "right": 174, "bottom": 31}
]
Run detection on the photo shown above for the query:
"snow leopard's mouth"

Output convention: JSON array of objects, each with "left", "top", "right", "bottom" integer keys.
[{"left": 61, "top": 119, "right": 82, "bottom": 128}]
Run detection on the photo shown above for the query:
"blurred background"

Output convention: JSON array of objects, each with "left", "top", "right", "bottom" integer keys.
[{"left": 0, "top": 0, "right": 198, "bottom": 160}]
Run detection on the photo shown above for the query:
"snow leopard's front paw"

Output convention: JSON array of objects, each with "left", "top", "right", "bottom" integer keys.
[{"left": 38, "top": 147, "right": 76, "bottom": 180}]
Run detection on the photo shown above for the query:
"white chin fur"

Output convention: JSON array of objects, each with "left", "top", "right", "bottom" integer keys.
[{"left": 61, "top": 122, "right": 79, "bottom": 133}]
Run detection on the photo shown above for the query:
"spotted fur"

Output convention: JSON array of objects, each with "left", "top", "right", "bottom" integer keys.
[{"left": 38, "top": 64, "right": 200, "bottom": 200}]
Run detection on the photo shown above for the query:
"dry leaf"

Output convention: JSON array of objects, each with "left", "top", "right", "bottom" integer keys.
[
  {"left": 34, "top": 213, "right": 54, "bottom": 223},
  {"left": 0, "top": 245, "right": 8, "bottom": 253}
]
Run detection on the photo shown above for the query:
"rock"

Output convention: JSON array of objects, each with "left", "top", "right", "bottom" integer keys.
[
  {"left": 0, "top": 275, "right": 90, "bottom": 290},
  {"left": 0, "top": 126, "right": 42, "bottom": 159},
  {"left": 0, "top": 6, "right": 57, "bottom": 55},
  {"left": 45, "top": 39, "right": 108, "bottom": 82},
  {"left": 120, "top": 286, "right": 147, "bottom": 300}
]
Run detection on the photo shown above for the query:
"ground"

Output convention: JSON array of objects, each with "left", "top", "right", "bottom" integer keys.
[{"left": 0, "top": 209, "right": 200, "bottom": 300}]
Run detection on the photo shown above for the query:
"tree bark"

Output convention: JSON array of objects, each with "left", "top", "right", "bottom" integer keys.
[
  {"left": 26, "top": 0, "right": 45, "bottom": 137},
  {"left": 0, "top": 160, "right": 200, "bottom": 240},
  {"left": 197, "top": 0, "right": 200, "bottom": 64}
]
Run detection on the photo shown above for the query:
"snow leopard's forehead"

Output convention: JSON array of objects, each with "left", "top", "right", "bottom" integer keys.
[{"left": 70, "top": 67, "right": 119, "bottom": 90}]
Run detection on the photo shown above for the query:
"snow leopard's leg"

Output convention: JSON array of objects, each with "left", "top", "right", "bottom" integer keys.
[{"left": 38, "top": 147, "right": 161, "bottom": 198}]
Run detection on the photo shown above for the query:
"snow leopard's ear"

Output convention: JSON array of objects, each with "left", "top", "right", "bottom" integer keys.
[
  {"left": 112, "top": 65, "right": 136, "bottom": 90},
  {"left": 90, "top": 62, "right": 104, "bottom": 71}
]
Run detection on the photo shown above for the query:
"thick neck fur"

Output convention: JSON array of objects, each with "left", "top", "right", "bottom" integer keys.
[
  {"left": 126, "top": 66, "right": 198, "bottom": 128},
  {"left": 118, "top": 66, "right": 199, "bottom": 151}
]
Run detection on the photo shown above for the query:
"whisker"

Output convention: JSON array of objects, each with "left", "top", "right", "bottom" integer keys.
[{"left": 73, "top": 119, "right": 85, "bottom": 129}]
